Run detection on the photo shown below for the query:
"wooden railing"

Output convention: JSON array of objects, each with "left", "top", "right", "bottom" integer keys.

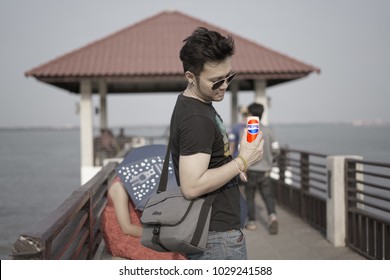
[
  {"left": 274, "top": 148, "right": 328, "bottom": 234},
  {"left": 345, "top": 158, "right": 390, "bottom": 260},
  {"left": 11, "top": 162, "right": 117, "bottom": 260}
]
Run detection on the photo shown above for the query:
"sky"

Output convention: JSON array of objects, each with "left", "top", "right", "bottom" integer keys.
[{"left": 1, "top": 0, "right": 389, "bottom": 128}]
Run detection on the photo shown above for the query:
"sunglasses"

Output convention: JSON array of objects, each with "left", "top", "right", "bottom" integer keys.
[{"left": 198, "top": 72, "right": 237, "bottom": 90}]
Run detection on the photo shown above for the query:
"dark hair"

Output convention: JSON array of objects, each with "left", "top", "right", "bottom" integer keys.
[
  {"left": 248, "top": 103, "right": 264, "bottom": 120},
  {"left": 179, "top": 27, "right": 235, "bottom": 76}
]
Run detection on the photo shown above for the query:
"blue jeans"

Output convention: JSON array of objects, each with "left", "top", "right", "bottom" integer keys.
[{"left": 186, "top": 229, "right": 247, "bottom": 260}]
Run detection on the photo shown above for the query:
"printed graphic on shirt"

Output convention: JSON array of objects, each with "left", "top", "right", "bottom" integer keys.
[{"left": 215, "top": 113, "right": 231, "bottom": 157}]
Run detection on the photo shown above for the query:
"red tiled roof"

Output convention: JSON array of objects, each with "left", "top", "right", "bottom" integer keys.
[{"left": 26, "top": 10, "right": 320, "bottom": 92}]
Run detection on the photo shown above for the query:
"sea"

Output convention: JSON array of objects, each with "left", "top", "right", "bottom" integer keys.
[{"left": 1, "top": 123, "right": 390, "bottom": 260}]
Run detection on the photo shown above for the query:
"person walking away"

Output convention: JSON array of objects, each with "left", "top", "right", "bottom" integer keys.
[
  {"left": 245, "top": 102, "right": 280, "bottom": 234},
  {"left": 170, "top": 27, "right": 264, "bottom": 260}
]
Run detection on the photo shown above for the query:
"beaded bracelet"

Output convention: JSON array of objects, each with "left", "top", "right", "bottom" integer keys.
[
  {"left": 237, "top": 154, "right": 248, "bottom": 172},
  {"left": 233, "top": 159, "right": 247, "bottom": 182}
]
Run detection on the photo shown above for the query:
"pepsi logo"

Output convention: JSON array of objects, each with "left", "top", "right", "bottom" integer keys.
[
  {"left": 248, "top": 125, "right": 259, "bottom": 135},
  {"left": 247, "top": 119, "right": 259, "bottom": 135}
]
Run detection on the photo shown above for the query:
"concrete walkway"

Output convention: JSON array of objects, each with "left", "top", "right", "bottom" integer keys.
[{"left": 245, "top": 195, "right": 365, "bottom": 260}]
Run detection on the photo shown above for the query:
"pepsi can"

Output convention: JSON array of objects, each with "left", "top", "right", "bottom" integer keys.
[{"left": 247, "top": 116, "right": 260, "bottom": 142}]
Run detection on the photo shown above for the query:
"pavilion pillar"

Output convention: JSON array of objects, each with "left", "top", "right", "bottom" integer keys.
[
  {"left": 230, "top": 81, "right": 239, "bottom": 127},
  {"left": 99, "top": 80, "right": 108, "bottom": 130},
  {"left": 254, "top": 80, "right": 268, "bottom": 125},
  {"left": 79, "top": 79, "right": 96, "bottom": 184}
]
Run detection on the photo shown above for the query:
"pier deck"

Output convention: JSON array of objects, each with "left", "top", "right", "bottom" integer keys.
[{"left": 245, "top": 195, "right": 365, "bottom": 260}]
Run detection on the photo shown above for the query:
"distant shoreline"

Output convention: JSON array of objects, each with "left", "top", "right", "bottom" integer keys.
[{"left": 1, "top": 120, "right": 390, "bottom": 131}]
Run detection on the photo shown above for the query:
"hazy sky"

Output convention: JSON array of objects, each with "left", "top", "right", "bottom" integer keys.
[{"left": 1, "top": 0, "right": 389, "bottom": 128}]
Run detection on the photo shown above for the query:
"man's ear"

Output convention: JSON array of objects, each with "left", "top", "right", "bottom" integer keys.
[{"left": 185, "top": 71, "right": 196, "bottom": 84}]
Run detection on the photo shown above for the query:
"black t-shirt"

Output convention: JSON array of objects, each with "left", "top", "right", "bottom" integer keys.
[{"left": 170, "top": 93, "right": 241, "bottom": 231}]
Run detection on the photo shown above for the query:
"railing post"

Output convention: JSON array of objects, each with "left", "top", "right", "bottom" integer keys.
[
  {"left": 276, "top": 149, "right": 287, "bottom": 203},
  {"left": 326, "top": 155, "right": 362, "bottom": 247},
  {"left": 279, "top": 149, "right": 287, "bottom": 183},
  {"left": 300, "top": 153, "right": 310, "bottom": 217}
]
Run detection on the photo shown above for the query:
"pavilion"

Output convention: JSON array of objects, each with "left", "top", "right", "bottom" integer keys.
[{"left": 25, "top": 10, "right": 320, "bottom": 183}]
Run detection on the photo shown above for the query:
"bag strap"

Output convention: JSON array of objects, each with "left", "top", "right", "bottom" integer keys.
[
  {"left": 157, "top": 136, "right": 172, "bottom": 193},
  {"left": 157, "top": 119, "right": 217, "bottom": 201}
]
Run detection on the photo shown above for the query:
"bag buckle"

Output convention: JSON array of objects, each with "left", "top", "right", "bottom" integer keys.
[
  {"left": 152, "top": 225, "right": 161, "bottom": 244},
  {"left": 153, "top": 225, "right": 160, "bottom": 235}
]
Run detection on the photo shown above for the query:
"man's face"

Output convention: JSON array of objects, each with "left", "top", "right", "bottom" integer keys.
[{"left": 195, "top": 57, "right": 233, "bottom": 103}]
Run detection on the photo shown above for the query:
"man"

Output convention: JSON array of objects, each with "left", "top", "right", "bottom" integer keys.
[
  {"left": 244, "top": 103, "right": 280, "bottom": 234},
  {"left": 170, "top": 27, "right": 264, "bottom": 260}
]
